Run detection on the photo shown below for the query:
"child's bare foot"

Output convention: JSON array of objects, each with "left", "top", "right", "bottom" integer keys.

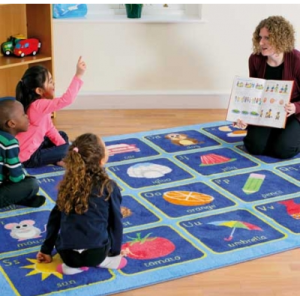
[
  {"left": 121, "top": 248, "right": 130, "bottom": 257},
  {"left": 56, "top": 161, "right": 66, "bottom": 168}
]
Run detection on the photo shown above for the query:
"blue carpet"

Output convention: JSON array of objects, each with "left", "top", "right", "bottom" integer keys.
[{"left": 1, "top": 121, "right": 300, "bottom": 296}]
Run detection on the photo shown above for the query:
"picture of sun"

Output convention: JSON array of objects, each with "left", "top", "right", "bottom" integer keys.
[{"left": 21, "top": 253, "right": 63, "bottom": 280}]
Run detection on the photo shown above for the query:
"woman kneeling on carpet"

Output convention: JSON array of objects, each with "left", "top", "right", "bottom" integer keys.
[
  {"left": 235, "top": 16, "right": 300, "bottom": 159},
  {"left": 36, "top": 133, "right": 127, "bottom": 275}
]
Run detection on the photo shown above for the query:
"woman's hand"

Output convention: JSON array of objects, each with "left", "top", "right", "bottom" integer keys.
[
  {"left": 233, "top": 118, "right": 248, "bottom": 129},
  {"left": 75, "top": 56, "right": 86, "bottom": 79},
  {"left": 284, "top": 103, "right": 296, "bottom": 117}
]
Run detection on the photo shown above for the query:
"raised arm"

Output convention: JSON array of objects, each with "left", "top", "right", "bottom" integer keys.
[{"left": 30, "top": 56, "right": 86, "bottom": 116}]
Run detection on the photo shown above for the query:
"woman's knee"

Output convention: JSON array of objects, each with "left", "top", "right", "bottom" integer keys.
[
  {"left": 272, "top": 145, "right": 300, "bottom": 159},
  {"left": 243, "top": 139, "right": 266, "bottom": 155}
]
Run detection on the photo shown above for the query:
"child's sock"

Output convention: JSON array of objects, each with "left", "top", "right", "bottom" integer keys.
[
  {"left": 98, "top": 255, "right": 127, "bottom": 270},
  {"left": 56, "top": 263, "right": 89, "bottom": 275},
  {"left": 18, "top": 195, "right": 46, "bottom": 207}
]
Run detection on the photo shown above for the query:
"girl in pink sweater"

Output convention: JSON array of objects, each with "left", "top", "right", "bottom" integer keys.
[{"left": 16, "top": 56, "right": 86, "bottom": 168}]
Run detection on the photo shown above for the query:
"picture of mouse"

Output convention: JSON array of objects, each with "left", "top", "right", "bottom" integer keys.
[{"left": 4, "top": 220, "right": 47, "bottom": 241}]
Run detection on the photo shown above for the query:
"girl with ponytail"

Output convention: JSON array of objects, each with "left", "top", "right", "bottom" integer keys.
[{"left": 36, "top": 133, "right": 127, "bottom": 275}]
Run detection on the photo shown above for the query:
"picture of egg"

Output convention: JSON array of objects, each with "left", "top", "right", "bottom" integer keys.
[
  {"left": 218, "top": 126, "right": 232, "bottom": 132},
  {"left": 127, "top": 163, "right": 172, "bottom": 178},
  {"left": 270, "top": 98, "right": 275, "bottom": 104},
  {"left": 279, "top": 99, "right": 284, "bottom": 105},
  {"left": 227, "top": 130, "right": 247, "bottom": 137}
]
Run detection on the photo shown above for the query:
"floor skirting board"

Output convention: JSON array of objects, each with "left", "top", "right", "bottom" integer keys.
[{"left": 61, "top": 91, "right": 230, "bottom": 110}]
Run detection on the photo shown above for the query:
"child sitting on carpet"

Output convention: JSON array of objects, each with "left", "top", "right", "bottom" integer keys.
[
  {"left": 36, "top": 133, "right": 127, "bottom": 275},
  {"left": 15, "top": 56, "right": 86, "bottom": 168},
  {"left": 0, "top": 99, "right": 46, "bottom": 208}
]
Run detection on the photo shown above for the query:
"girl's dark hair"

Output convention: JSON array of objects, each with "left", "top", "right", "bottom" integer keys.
[
  {"left": 57, "top": 133, "right": 113, "bottom": 215},
  {"left": 15, "top": 65, "right": 49, "bottom": 112}
]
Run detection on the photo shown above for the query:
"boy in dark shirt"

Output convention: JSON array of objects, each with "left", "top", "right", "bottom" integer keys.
[{"left": 0, "top": 99, "right": 45, "bottom": 208}]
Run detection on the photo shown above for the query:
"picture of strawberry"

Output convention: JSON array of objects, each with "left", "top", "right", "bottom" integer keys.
[{"left": 121, "top": 232, "right": 175, "bottom": 260}]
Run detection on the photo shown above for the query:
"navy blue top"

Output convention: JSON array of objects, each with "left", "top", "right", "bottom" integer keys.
[{"left": 41, "top": 181, "right": 123, "bottom": 256}]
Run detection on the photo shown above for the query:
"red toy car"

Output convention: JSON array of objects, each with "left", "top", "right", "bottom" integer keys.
[{"left": 13, "top": 38, "right": 41, "bottom": 57}]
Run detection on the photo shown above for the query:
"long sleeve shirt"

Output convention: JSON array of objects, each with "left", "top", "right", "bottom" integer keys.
[
  {"left": 16, "top": 76, "right": 83, "bottom": 162},
  {"left": 0, "top": 131, "right": 25, "bottom": 184},
  {"left": 40, "top": 182, "right": 123, "bottom": 256},
  {"left": 249, "top": 49, "right": 300, "bottom": 119}
]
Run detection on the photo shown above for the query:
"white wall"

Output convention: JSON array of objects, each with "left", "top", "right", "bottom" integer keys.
[{"left": 53, "top": 4, "right": 300, "bottom": 109}]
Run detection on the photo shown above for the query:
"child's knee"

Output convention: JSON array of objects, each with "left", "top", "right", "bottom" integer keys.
[
  {"left": 59, "top": 131, "right": 69, "bottom": 143},
  {"left": 24, "top": 177, "right": 39, "bottom": 194}
]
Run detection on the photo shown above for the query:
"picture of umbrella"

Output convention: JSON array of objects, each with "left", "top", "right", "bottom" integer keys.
[{"left": 208, "top": 220, "right": 263, "bottom": 241}]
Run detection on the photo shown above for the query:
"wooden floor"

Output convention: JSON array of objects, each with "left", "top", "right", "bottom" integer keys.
[{"left": 54, "top": 109, "right": 300, "bottom": 296}]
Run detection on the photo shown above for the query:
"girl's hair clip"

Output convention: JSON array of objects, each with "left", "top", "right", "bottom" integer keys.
[{"left": 73, "top": 147, "right": 79, "bottom": 152}]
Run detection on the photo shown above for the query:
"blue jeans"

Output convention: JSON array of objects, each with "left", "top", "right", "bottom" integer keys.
[
  {"left": 23, "top": 131, "right": 70, "bottom": 168},
  {"left": 0, "top": 177, "right": 39, "bottom": 208}
]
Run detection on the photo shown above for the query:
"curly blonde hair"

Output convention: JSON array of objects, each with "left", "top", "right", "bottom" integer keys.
[
  {"left": 57, "top": 133, "right": 113, "bottom": 215},
  {"left": 252, "top": 16, "right": 295, "bottom": 54}
]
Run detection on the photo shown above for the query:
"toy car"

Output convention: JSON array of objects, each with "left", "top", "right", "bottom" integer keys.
[
  {"left": 13, "top": 38, "right": 41, "bottom": 57},
  {"left": 1, "top": 34, "right": 26, "bottom": 56}
]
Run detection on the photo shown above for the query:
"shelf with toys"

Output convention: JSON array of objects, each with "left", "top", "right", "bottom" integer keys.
[
  {"left": 0, "top": 4, "right": 54, "bottom": 99},
  {"left": 0, "top": 55, "right": 52, "bottom": 70}
]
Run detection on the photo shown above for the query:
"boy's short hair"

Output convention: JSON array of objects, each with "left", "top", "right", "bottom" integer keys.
[{"left": 0, "top": 99, "right": 17, "bottom": 131}]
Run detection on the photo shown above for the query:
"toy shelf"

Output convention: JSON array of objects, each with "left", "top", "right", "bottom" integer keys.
[
  {"left": 0, "top": 55, "right": 52, "bottom": 70},
  {"left": 0, "top": 4, "right": 54, "bottom": 98}
]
